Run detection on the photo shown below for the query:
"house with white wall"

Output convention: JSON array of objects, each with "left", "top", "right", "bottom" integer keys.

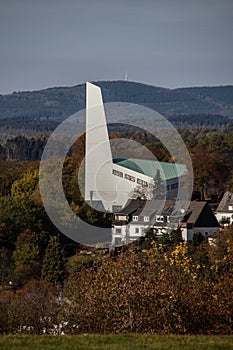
[
  {"left": 215, "top": 191, "right": 233, "bottom": 226},
  {"left": 112, "top": 200, "right": 220, "bottom": 245},
  {"left": 112, "top": 199, "right": 159, "bottom": 246},
  {"left": 180, "top": 201, "right": 220, "bottom": 241}
]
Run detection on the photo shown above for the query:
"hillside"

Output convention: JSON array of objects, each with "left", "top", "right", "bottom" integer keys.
[{"left": 0, "top": 81, "right": 233, "bottom": 120}]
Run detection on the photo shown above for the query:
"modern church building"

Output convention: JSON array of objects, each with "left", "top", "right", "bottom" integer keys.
[
  {"left": 84, "top": 83, "right": 221, "bottom": 247},
  {"left": 85, "top": 82, "right": 188, "bottom": 213}
]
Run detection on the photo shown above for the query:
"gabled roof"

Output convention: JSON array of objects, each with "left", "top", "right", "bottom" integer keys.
[
  {"left": 115, "top": 199, "right": 176, "bottom": 217},
  {"left": 114, "top": 200, "right": 220, "bottom": 229},
  {"left": 87, "top": 200, "right": 105, "bottom": 212},
  {"left": 216, "top": 191, "right": 233, "bottom": 213},
  {"left": 113, "top": 158, "right": 187, "bottom": 180},
  {"left": 115, "top": 199, "right": 146, "bottom": 216},
  {"left": 182, "top": 201, "right": 220, "bottom": 228}
]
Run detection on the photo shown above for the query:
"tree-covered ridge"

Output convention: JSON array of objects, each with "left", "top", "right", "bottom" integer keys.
[
  {"left": 1, "top": 126, "right": 233, "bottom": 162},
  {"left": 0, "top": 117, "right": 59, "bottom": 141},
  {"left": 0, "top": 81, "right": 233, "bottom": 121},
  {"left": 0, "top": 135, "right": 48, "bottom": 161},
  {"left": 0, "top": 113, "right": 231, "bottom": 143},
  {"left": 0, "top": 85, "right": 86, "bottom": 120},
  {"left": 168, "top": 113, "right": 232, "bottom": 128},
  {"left": 177, "top": 85, "right": 233, "bottom": 107},
  {"left": 97, "top": 81, "right": 233, "bottom": 117}
]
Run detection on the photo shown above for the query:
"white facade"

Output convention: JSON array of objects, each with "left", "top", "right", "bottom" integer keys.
[
  {"left": 215, "top": 192, "right": 233, "bottom": 226},
  {"left": 112, "top": 200, "right": 220, "bottom": 245},
  {"left": 113, "top": 221, "right": 149, "bottom": 246},
  {"left": 215, "top": 211, "right": 233, "bottom": 226},
  {"left": 181, "top": 227, "right": 220, "bottom": 242}
]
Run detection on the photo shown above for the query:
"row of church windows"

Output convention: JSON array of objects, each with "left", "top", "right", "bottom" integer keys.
[
  {"left": 112, "top": 169, "right": 180, "bottom": 192},
  {"left": 112, "top": 169, "right": 154, "bottom": 189}
]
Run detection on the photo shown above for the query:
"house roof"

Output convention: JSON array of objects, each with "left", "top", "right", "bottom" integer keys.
[
  {"left": 113, "top": 158, "right": 187, "bottom": 180},
  {"left": 115, "top": 199, "right": 148, "bottom": 216},
  {"left": 115, "top": 199, "right": 219, "bottom": 228},
  {"left": 115, "top": 199, "right": 176, "bottom": 218},
  {"left": 85, "top": 200, "right": 105, "bottom": 212},
  {"left": 182, "top": 201, "right": 220, "bottom": 228},
  {"left": 216, "top": 191, "right": 233, "bottom": 213}
]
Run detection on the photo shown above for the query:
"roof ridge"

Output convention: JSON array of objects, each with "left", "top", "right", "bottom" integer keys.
[
  {"left": 217, "top": 191, "right": 233, "bottom": 211},
  {"left": 187, "top": 201, "right": 207, "bottom": 225}
]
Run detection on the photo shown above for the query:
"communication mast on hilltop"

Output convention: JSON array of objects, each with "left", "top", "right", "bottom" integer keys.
[{"left": 124, "top": 72, "right": 128, "bottom": 81}]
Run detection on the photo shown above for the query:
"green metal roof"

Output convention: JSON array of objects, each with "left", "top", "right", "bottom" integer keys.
[{"left": 113, "top": 158, "right": 187, "bottom": 180}]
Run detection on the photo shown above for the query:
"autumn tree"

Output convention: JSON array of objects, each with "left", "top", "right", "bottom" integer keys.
[
  {"left": 13, "top": 229, "right": 41, "bottom": 288},
  {"left": 0, "top": 196, "right": 43, "bottom": 250},
  {"left": 6, "top": 279, "right": 59, "bottom": 334},
  {"left": 11, "top": 169, "right": 39, "bottom": 198},
  {"left": 0, "top": 159, "right": 36, "bottom": 196},
  {"left": 192, "top": 148, "right": 230, "bottom": 200},
  {"left": 13, "top": 229, "right": 40, "bottom": 266}
]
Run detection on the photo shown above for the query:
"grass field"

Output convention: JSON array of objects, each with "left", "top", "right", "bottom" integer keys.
[{"left": 0, "top": 334, "right": 233, "bottom": 350}]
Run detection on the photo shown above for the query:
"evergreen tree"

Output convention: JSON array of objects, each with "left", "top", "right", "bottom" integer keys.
[
  {"left": 191, "top": 231, "right": 204, "bottom": 247},
  {"left": 42, "top": 236, "right": 64, "bottom": 285},
  {"left": 152, "top": 169, "right": 165, "bottom": 199},
  {"left": 0, "top": 247, "right": 13, "bottom": 286},
  {"left": 170, "top": 226, "right": 184, "bottom": 245}
]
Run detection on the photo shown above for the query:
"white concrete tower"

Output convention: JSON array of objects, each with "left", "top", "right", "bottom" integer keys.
[{"left": 85, "top": 82, "right": 117, "bottom": 210}]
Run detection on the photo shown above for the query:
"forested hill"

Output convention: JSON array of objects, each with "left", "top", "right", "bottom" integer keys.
[{"left": 0, "top": 81, "right": 233, "bottom": 120}]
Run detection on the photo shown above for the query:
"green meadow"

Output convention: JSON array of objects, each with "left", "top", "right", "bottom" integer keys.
[{"left": 1, "top": 334, "right": 233, "bottom": 350}]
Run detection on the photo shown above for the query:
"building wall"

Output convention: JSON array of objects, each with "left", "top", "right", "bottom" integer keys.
[
  {"left": 113, "top": 221, "right": 220, "bottom": 245},
  {"left": 112, "top": 223, "right": 148, "bottom": 246},
  {"left": 182, "top": 226, "right": 220, "bottom": 241},
  {"left": 93, "top": 161, "right": 183, "bottom": 212}
]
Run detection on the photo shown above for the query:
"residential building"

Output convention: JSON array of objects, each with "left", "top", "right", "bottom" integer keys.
[
  {"left": 112, "top": 200, "right": 220, "bottom": 245},
  {"left": 112, "top": 199, "right": 158, "bottom": 246},
  {"left": 215, "top": 191, "right": 233, "bottom": 226},
  {"left": 180, "top": 201, "right": 220, "bottom": 241}
]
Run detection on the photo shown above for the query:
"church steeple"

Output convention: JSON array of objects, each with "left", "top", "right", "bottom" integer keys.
[{"left": 85, "top": 82, "right": 114, "bottom": 208}]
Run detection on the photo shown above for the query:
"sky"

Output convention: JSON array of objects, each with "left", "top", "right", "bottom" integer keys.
[{"left": 0, "top": 0, "right": 233, "bottom": 94}]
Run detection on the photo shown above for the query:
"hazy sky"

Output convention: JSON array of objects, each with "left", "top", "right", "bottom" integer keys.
[{"left": 0, "top": 0, "right": 233, "bottom": 94}]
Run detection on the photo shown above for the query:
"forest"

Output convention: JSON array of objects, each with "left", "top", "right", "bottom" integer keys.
[
  {"left": 0, "top": 119, "right": 233, "bottom": 334},
  {"left": 1, "top": 81, "right": 233, "bottom": 120}
]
